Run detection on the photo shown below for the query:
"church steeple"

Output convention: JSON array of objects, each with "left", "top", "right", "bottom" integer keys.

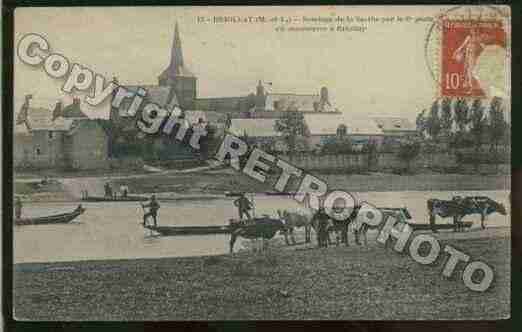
[
  {"left": 159, "top": 21, "right": 194, "bottom": 83},
  {"left": 169, "top": 22, "right": 184, "bottom": 75},
  {"left": 158, "top": 22, "right": 197, "bottom": 109}
]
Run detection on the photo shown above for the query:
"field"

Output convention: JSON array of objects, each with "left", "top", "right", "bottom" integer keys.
[{"left": 14, "top": 230, "right": 510, "bottom": 320}]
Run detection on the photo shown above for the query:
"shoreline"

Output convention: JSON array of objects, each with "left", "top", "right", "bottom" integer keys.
[
  {"left": 13, "top": 232, "right": 510, "bottom": 320},
  {"left": 14, "top": 172, "right": 511, "bottom": 203}
]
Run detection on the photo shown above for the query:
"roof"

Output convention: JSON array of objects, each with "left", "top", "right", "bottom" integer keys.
[
  {"left": 265, "top": 93, "right": 320, "bottom": 112},
  {"left": 194, "top": 96, "right": 251, "bottom": 112},
  {"left": 18, "top": 107, "right": 75, "bottom": 131},
  {"left": 303, "top": 113, "right": 384, "bottom": 136},
  {"left": 65, "top": 119, "right": 107, "bottom": 137},
  {"left": 184, "top": 110, "right": 226, "bottom": 124},
  {"left": 61, "top": 101, "right": 88, "bottom": 118},
  {"left": 229, "top": 118, "right": 281, "bottom": 137},
  {"left": 124, "top": 85, "right": 178, "bottom": 108},
  {"left": 372, "top": 117, "right": 417, "bottom": 132}
]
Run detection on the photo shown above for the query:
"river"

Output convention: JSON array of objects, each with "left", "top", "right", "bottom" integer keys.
[{"left": 14, "top": 190, "right": 510, "bottom": 263}]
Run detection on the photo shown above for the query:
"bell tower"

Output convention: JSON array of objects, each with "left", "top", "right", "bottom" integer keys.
[{"left": 158, "top": 22, "right": 197, "bottom": 109}]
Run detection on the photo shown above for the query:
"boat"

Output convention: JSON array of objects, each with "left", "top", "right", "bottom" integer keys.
[
  {"left": 264, "top": 191, "right": 295, "bottom": 196},
  {"left": 15, "top": 205, "right": 86, "bottom": 226},
  {"left": 81, "top": 195, "right": 148, "bottom": 202},
  {"left": 144, "top": 224, "right": 231, "bottom": 236},
  {"left": 405, "top": 221, "right": 473, "bottom": 231}
]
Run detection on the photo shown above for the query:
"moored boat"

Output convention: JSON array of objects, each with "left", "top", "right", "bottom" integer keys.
[
  {"left": 144, "top": 224, "right": 231, "bottom": 236},
  {"left": 405, "top": 221, "right": 473, "bottom": 231},
  {"left": 81, "top": 195, "right": 148, "bottom": 202},
  {"left": 15, "top": 205, "right": 86, "bottom": 226}
]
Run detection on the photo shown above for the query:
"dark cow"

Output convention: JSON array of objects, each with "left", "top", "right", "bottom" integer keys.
[
  {"left": 228, "top": 217, "right": 289, "bottom": 253},
  {"left": 427, "top": 196, "right": 507, "bottom": 232},
  {"left": 277, "top": 210, "right": 314, "bottom": 245}
]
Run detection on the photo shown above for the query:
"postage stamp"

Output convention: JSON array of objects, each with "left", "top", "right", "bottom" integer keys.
[
  {"left": 441, "top": 19, "right": 507, "bottom": 97},
  {"left": 7, "top": 5, "right": 511, "bottom": 322}
]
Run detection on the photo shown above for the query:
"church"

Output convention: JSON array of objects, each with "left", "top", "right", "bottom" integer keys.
[{"left": 109, "top": 23, "right": 396, "bottom": 158}]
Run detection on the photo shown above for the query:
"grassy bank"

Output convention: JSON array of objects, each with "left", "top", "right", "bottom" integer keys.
[
  {"left": 14, "top": 236, "right": 509, "bottom": 320},
  {"left": 111, "top": 170, "right": 510, "bottom": 195}
]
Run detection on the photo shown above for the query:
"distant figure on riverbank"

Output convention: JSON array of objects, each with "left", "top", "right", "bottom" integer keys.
[
  {"left": 234, "top": 192, "right": 253, "bottom": 220},
  {"left": 120, "top": 185, "right": 129, "bottom": 198},
  {"left": 104, "top": 182, "right": 113, "bottom": 198},
  {"left": 142, "top": 195, "right": 160, "bottom": 227},
  {"left": 14, "top": 197, "right": 23, "bottom": 219},
  {"left": 313, "top": 207, "right": 330, "bottom": 248}
]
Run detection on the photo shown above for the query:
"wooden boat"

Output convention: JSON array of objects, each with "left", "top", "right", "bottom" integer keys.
[
  {"left": 81, "top": 195, "right": 148, "bottom": 202},
  {"left": 143, "top": 216, "right": 279, "bottom": 236},
  {"left": 144, "top": 224, "right": 231, "bottom": 236},
  {"left": 264, "top": 191, "right": 295, "bottom": 196},
  {"left": 15, "top": 205, "right": 85, "bottom": 226},
  {"left": 405, "top": 221, "right": 473, "bottom": 231}
]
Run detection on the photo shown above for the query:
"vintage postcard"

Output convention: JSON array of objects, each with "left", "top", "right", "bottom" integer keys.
[{"left": 11, "top": 5, "right": 510, "bottom": 320}]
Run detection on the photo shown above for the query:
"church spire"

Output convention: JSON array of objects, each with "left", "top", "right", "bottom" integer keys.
[
  {"left": 159, "top": 21, "right": 194, "bottom": 84},
  {"left": 169, "top": 22, "right": 184, "bottom": 74}
]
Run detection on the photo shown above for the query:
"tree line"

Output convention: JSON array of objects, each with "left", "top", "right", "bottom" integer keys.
[{"left": 416, "top": 96, "right": 509, "bottom": 154}]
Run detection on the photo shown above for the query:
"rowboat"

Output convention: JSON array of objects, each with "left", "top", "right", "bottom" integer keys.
[
  {"left": 81, "top": 195, "right": 148, "bottom": 202},
  {"left": 15, "top": 205, "right": 85, "bottom": 226},
  {"left": 405, "top": 221, "right": 473, "bottom": 231},
  {"left": 144, "top": 224, "right": 231, "bottom": 236},
  {"left": 143, "top": 216, "right": 279, "bottom": 236}
]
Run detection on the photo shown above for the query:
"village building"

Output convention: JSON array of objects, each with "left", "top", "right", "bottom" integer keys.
[
  {"left": 372, "top": 117, "right": 418, "bottom": 138},
  {"left": 108, "top": 22, "right": 418, "bottom": 160},
  {"left": 14, "top": 97, "right": 109, "bottom": 170}
]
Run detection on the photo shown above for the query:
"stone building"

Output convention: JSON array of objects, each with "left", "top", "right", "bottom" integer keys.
[{"left": 14, "top": 97, "right": 109, "bottom": 170}]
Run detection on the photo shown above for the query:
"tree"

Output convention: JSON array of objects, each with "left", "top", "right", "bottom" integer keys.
[
  {"left": 452, "top": 98, "right": 471, "bottom": 149},
  {"left": 489, "top": 96, "right": 507, "bottom": 154},
  {"left": 274, "top": 111, "right": 310, "bottom": 155},
  {"left": 416, "top": 109, "right": 427, "bottom": 138},
  {"left": 469, "top": 98, "right": 486, "bottom": 172},
  {"left": 398, "top": 141, "right": 421, "bottom": 173},
  {"left": 440, "top": 98, "right": 453, "bottom": 138},
  {"left": 426, "top": 100, "right": 441, "bottom": 141}
]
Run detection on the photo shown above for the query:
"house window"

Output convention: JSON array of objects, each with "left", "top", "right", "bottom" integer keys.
[{"left": 48, "top": 131, "right": 54, "bottom": 139}]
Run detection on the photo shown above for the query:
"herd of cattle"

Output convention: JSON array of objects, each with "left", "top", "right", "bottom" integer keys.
[{"left": 227, "top": 195, "right": 508, "bottom": 253}]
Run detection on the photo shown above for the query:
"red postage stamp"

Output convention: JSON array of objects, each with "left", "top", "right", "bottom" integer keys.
[{"left": 441, "top": 19, "right": 507, "bottom": 97}]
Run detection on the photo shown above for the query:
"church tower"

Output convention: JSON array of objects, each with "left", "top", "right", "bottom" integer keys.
[
  {"left": 255, "top": 80, "right": 266, "bottom": 110},
  {"left": 158, "top": 22, "right": 197, "bottom": 109}
]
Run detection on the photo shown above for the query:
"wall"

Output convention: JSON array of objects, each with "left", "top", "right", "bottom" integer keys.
[
  {"left": 276, "top": 152, "right": 462, "bottom": 172},
  {"left": 14, "top": 131, "right": 66, "bottom": 168},
  {"left": 66, "top": 120, "right": 109, "bottom": 170}
]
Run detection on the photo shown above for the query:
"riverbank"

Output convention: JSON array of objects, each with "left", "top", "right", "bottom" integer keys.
[
  {"left": 13, "top": 232, "right": 509, "bottom": 320},
  {"left": 14, "top": 170, "right": 510, "bottom": 202}
]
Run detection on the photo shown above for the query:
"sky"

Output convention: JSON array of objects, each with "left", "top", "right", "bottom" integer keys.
[{"left": 13, "top": 6, "right": 511, "bottom": 122}]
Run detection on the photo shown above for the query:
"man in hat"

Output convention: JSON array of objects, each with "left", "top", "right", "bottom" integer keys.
[
  {"left": 142, "top": 194, "right": 160, "bottom": 227},
  {"left": 313, "top": 206, "right": 330, "bottom": 248},
  {"left": 233, "top": 192, "right": 253, "bottom": 221}
]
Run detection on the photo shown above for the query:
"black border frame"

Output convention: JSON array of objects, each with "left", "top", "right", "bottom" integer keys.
[{"left": 2, "top": 1, "right": 520, "bottom": 331}]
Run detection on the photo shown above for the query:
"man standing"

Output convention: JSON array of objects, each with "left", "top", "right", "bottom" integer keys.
[
  {"left": 233, "top": 192, "right": 253, "bottom": 221},
  {"left": 120, "top": 185, "right": 129, "bottom": 198},
  {"left": 142, "top": 195, "right": 160, "bottom": 227},
  {"left": 14, "top": 197, "right": 23, "bottom": 219},
  {"left": 313, "top": 207, "right": 330, "bottom": 248}
]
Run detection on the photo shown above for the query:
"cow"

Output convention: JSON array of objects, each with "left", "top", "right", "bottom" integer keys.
[
  {"left": 277, "top": 209, "right": 314, "bottom": 245},
  {"left": 228, "top": 216, "right": 289, "bottom": 253},
  {"left": 427, "top": 196, "right": 507, "bottom": 232}
]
